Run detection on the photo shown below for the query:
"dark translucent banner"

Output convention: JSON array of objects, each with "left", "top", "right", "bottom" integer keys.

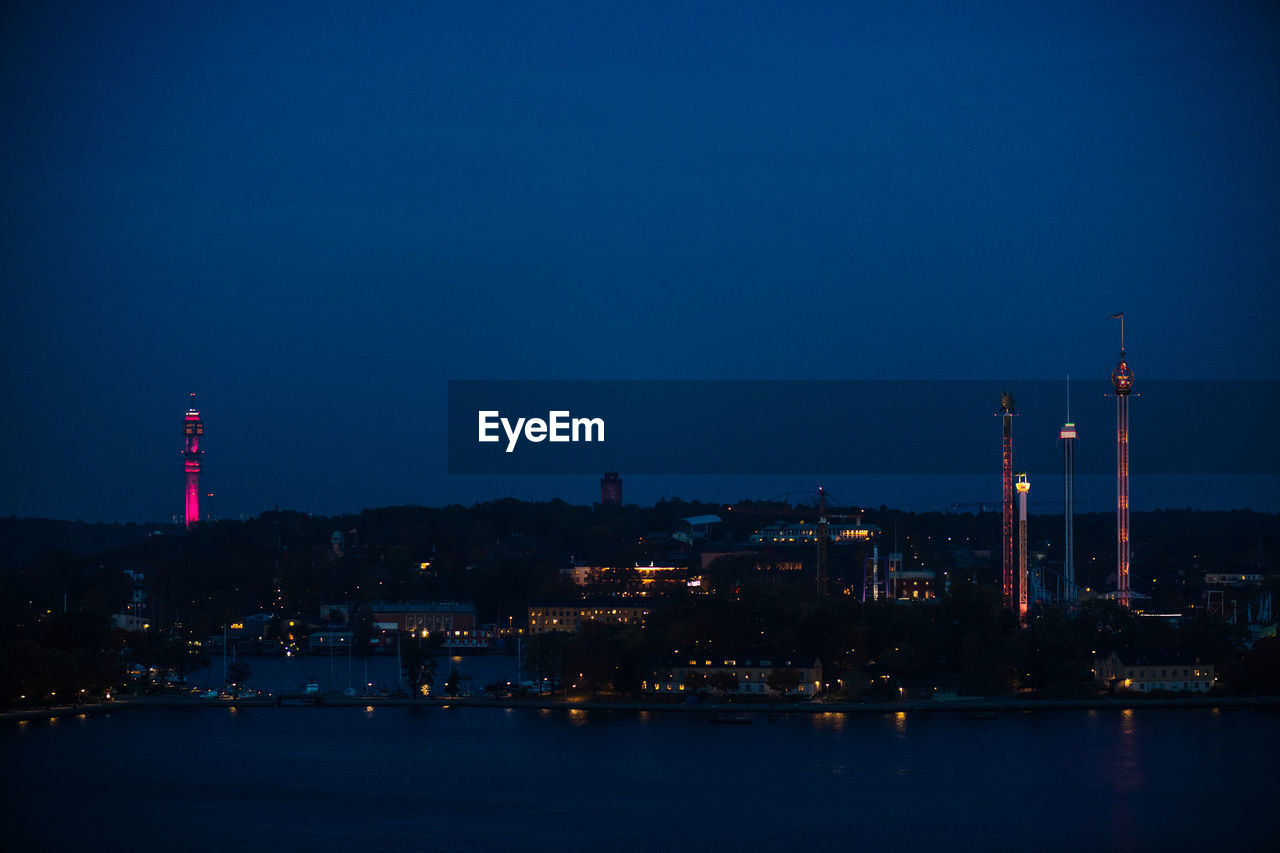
[{"left": 447, "top": 380, "right": 1279, "bottom": 475}]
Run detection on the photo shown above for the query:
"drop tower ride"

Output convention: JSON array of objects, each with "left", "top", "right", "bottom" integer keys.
[{"left": 1109, "top": 315, "right": 1134, "bottom": 607}]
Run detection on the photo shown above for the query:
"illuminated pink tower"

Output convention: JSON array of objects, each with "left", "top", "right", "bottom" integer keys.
[
  {"left": 183, "top": 394, "right": 204, "bottom": 529},
  {"left": 1109, "top": 314, "right": 1134, "bottom": 607}
]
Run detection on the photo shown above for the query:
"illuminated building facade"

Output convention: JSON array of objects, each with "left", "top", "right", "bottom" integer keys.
[
  {"left": 1093, "top": 652, "right": 1213, "bottom": 693},
  {"left": 309, "top": 627, "right": 353, "bottom": 652},
  {"left": 645, "top": 655, "right": 823, "bottom": 696},
  {"left": 182, "top": 394, "right": 203, "bottom": 529},
  {"left": 318, "top": 601, "right": 487, "bottom": 651},
  {"left": 370, "top": 601, "right": 477, "bottom": 634},
  {"left": 527, "top": 602, "right": 649, "bottom": 635},
  {"left": 562, "top": 562, "right": 690, "bottom": 592},
  {"left": 748, "top": 521, "right": 879, "bottom": 545},
  {"left": 1203, "top": 572, "right": 1264, "bottom": 586},
  {"left": 887, "top": 563, "right": 937, "bottom": 600}
]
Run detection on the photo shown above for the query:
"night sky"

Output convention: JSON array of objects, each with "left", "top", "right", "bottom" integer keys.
[{"left": 3, "top": 1, "right": 1277, "bottom": 522}]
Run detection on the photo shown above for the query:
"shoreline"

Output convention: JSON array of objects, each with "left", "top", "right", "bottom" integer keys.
[{"left": 6, "top": 693, "right": 1279, "bottom": 723}]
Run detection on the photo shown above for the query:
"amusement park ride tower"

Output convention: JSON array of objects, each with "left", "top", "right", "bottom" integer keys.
[
  {"left": 998, "top": 391, "right": 1018, "bottom": 611},
  {"left": 1016, "top": 472, "right": 1030, "bottom": 622},
  {"left": 1059, "top": 380, "right": 1078, "bottom": 602},
  {"left": 183, "top": 394, "right": 203, "bottom": 529},
  {"left": 1109, "top": 314, "right": 1135, "bottom": 607}
]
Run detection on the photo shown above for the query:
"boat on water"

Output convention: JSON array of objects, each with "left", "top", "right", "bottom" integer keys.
[{"left": 709, "top": 710, "right": 753, "bottom": 725}]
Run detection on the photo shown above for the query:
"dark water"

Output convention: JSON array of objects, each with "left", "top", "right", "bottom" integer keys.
[{"left": 7, "top": 695, "right": 1277, "bottom": 853}]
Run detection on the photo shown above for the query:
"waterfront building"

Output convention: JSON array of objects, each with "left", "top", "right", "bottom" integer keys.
[
  {"left": 308, "top": 626, "right": 353, "bottom": 652},
  {"left": 317, "top": 601, "right": 492, "bottom": 651},
  {"left": 645, "top": 655, "right": 823, "bottom": 697},
  {"left": 1093, "top": 652, "right": 1214, "bottom": 693}
]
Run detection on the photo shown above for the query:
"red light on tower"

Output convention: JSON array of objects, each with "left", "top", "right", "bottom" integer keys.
[
  {"left": 1016, "top": 472, "right": 1030, "bottom": 622},
  {"left": 183, "top": 393, "right": 203, "bottom": 529}
]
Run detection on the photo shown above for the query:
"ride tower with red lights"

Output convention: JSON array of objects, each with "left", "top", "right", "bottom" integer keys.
[
  {"left": 183, "top": 394, "right": 203, "bottom": 529},
  {"left": 1109, "top": 315, "right": 1134, "bottom": 607},
  {"left": 997, "top": 391, "right": 1018, "bottom": 611},
  {"left": 1016, "top": 472, "right": 1030, "bottom": 622}
]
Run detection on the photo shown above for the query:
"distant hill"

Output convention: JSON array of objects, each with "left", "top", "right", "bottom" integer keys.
[{"left": 0, "top": 516, "right": 181, "bottom": 574}]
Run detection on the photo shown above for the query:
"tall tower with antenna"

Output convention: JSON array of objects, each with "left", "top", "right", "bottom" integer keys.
[
  {"left": 1059, "top": 378, "right": 1077, "bottom": 601},
  {"left": 1109, "top": 314, "right": 1134, "bottom": 607},
  {"left": 998, "top": 391, "right": 1018, "bottom": 611},
  {"left": 183, "top": 393, "right": 204, "bottom": 529}
]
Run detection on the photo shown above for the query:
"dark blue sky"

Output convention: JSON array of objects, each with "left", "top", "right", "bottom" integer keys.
[{"left": 3, "top": 1, "right": 1277, "bottom": 521}]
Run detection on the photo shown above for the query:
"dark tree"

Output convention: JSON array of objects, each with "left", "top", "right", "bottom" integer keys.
[{"left": 766, "top": 668, "right": 804, "bottom": 696}]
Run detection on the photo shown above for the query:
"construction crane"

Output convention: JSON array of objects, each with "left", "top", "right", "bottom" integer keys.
[{"left": 725, "top": 487, "right": 868, "bottom": 598}]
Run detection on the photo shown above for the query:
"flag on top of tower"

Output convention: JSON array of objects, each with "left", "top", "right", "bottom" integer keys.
[{"left": 1108, "top": 313, "right": 1123, "bottom": 319}]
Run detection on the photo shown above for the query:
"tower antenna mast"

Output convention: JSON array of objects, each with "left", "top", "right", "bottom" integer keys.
[{"left": 183, "top": 393, "right": 204, "bottom": 529}]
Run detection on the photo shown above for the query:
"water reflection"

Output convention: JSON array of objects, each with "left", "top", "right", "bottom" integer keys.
[
  {"left": 1120, "top": 707, "right": 1136, "bottom": 736},
  {"left": 809, "top": 712, "right": 846, "bottom": 732},
  {"left": 1107, "top": 706, "right": 1143, "bottom": 846},
  {"left": 7, "top": 704, "right": 1275, "bottom": 850}
]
